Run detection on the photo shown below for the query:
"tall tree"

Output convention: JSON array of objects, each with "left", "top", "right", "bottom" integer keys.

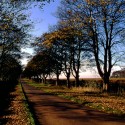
[
  {"left": 84, "top": 0, "right": 125, "bottom": 91},
  {"left": 35, "top": 32, "right": 63, "bottom": 85},
  {"left": 0, "top": 2, "right": 31, "bottom": 79},
  {"left": 57, "top": 0, "right": 91, "bottom": 87},
  {"left": 58, "top": 0, "right": 125, "bottom": 91},
  {"left": 0, "top": 0, "right": 54, "bottom": 81}
]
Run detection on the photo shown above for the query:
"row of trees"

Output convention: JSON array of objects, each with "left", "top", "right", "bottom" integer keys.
[
  {"left": 0, "top": 0, "right": 53, "bottom": 81},
  {"left": 23, "top": 27, "right": 90, "bottom": 87},
  {"left": 24, "top": 0, "right": 125, "bottom": 91},
  {"left": 112, "top": 68, "right": 125, "bottom": 78}
]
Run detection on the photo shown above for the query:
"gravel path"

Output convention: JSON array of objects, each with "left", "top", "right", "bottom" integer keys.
[{"left": 22, "top": 82, "right": 125, "bottom": 125}]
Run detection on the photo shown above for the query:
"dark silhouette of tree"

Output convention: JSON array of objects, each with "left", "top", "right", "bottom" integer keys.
[
  {"left": 58, "top": 0, "right": 125, "bottom": 91},
  {"left": 0, "top": 2, "right": 31, "bottom": 80},
  {"left": 112, "top": 69, "right": 125, "bottom": 78},
  {"left": 23, "top": 50, "right": 59, "bottom": 84},
  {"left": 56, "top": 1, "right": 91, "bottom": 87},
  {"left": 0, "top": 0, "right": 52, "bottom": 81},
  {"left": 84, "top": 0, "right": 125, "bottom": 91},
  {"left": 33, "top": 24, "right": 90, "bottom": 87},
  {"left": 1, "top": 54, "right": 22, "bottom": 81}
]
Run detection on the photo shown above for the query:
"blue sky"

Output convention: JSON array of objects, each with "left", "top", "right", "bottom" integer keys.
[
  {"left": 29, "top": 0, "right": 60, "bottom": 37},
  {"left": 21, "top": 0, "right": 60, "bottom": 65}
]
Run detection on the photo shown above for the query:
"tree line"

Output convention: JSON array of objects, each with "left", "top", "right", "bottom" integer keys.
[{"left": 23, "top": 0, "right": 125, "bottom": 92}]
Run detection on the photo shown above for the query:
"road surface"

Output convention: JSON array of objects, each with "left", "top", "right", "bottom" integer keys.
[{"left": 22, "top": 82, "right": 125, "bottom": 125}]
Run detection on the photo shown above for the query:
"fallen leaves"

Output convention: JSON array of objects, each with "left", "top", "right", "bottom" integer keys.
[
  {"left": 42, "top": 86, "right": 125, "bottom": 116},
  {"left": 2, "top": 84, "right": 30, "bottom": 125}
]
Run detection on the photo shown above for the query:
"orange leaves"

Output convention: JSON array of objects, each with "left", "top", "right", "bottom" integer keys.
[
  {"left": 42, "top": 31, "right": 61, "bottom": 48},
  {"left": 0, "top": 24, "right": 9, "bottom": 30},
  {"left": 37, "top": 26, "right": 82, "bottom": 50},
  {"left": 86, "top": 0, "right": 91, "bottom": 4},
  {"left": 85, "top": 0, "right": 111, "bottom": 6},
  {"left": 88, "top": 31, "right": 93, "bottom": 37},
  {"left": 100, "top": 0, "right": 107, "bottom": 5},
  {"left": 86, "top": 0, "right": 96, "bottom": 6},
  {"left": 67, "top": 10, "right": 72, "bottom": 15}
]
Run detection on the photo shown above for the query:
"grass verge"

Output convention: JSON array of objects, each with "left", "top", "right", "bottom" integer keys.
[{"left": 20, "top": 82, "right": 36, "bottom": 125}]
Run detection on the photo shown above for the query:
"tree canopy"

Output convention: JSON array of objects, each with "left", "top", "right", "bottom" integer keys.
[
  {"left": 0, "top": 0, "right": 53, "bottom": 82},
  {"left": 55, "top": 0, "right": 125, "bottom": 90}
]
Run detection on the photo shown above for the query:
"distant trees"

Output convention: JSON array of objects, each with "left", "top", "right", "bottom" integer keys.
[
  {"left": 24, "top": 26, "right": 90, "bottom": 87},
  {"left": 23, "top": 50, "right": 58, "bottom": 84},
  {"left": 40, "top": 32, "right": 63, "bottom": 85},
  {"left": 24, "top": 31, "right": 63, "bottom": 84},
  {"left": 112, "top": 69, "right": 125, "bottom": 78}
]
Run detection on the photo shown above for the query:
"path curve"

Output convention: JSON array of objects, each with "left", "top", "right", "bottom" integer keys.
[{"left": 22, "top": 82, "right": 125, "bottom": 125}]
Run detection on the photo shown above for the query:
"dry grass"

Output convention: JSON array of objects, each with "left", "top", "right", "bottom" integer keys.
[
  {"left": 70, "top": 87, "right": 125, "bottom": 114},
  {"left": 71, "top": 86, "right": 100, "bottom": 93},
  {"left": 37, "top": 84, "right": 125, "bottom": 116}
]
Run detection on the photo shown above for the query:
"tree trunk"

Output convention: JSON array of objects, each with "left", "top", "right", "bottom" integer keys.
[
  {"left": 67, "top": 73, "right": 70, "bottom": 88},
  {"left": 102, "top": 75, "right": 110, "bottom": 92},
  {"left": 56, "top": 74, "right": 59, "bottom": 86},
  {"left": 44, "top": 77, "right": 46, "bottom": 84},
  {"left": 75, "top": 74, "right": 80, "bottom": 87},
  {"left": 42, "top": 78, "right": 44, "bottom": 84},
  {"left": 43, "top": 75, "right": 46, "bottom": 84}
]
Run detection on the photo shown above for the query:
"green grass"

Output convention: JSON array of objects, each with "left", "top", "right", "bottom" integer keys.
[{"left": 20, "top": 82, "right": 36, "bottom": 125}]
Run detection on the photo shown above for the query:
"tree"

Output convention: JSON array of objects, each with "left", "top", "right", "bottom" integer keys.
[
  {"left": 34, "top": 32, "right": 63, "bottom": 85},
  {"left": 41, "top": 26, "right": 89, "bottom": 87},
  {"left": 0, "top": 2, "right": 31, "bottom": 79},
  {"left": 59, "top": 0, "right": 125, "bottom": 91},
  {"left": 85, "top": 0, "right": 125, "bottom": 91},
  {"left": 23, "top": 50, "right": 58, "bottom": 83},
  {"left": 0, "top": 0, "right": 54, "bottom": 82},
  {"left": 56, "top": 1, "right": 91, "bottom": 87},
  {"left": 57, "top": 27, "right": 84, "bottom": 87},
  {"left": 0, "top": 54, "right": 22, "bottom": 81},
  {"left": 8, "top": 0, "right": 54, "bottom": 10},
  {"left": 37, "top": 29, "right": 73, "bottom": 87}
]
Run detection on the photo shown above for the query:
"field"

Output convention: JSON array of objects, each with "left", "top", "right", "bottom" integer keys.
[{"left": 37, "top": 77, "right": 125, "bottom": 95}]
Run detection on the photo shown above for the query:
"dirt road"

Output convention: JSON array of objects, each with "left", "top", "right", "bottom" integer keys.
[{"left": 22, "top": 83, "right": 125, "bottom": 125}]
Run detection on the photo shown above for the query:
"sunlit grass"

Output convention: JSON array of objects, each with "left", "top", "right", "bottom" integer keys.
[
  {"left": 71, "top": 86, "right": 100, "bottom": 93},
  {"left": 20, "top": 82, "right": 35, "bottom": 125}
]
